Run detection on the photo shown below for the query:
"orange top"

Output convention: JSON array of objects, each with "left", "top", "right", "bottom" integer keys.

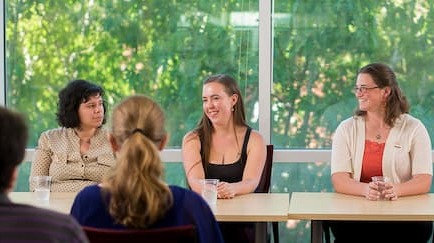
[{"left": 360, "top": 140, "right": 385, "bottom": 183}]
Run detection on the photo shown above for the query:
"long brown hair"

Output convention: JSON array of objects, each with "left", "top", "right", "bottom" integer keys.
[
  {"left": 104, "top": 95, "right": 172, "bottom": 228},
  {"left": 194, "top": 74, "right": 248, "bottom": 167},
  {"left": 354, "top": 63, "right": 409, "bottom": 126}
]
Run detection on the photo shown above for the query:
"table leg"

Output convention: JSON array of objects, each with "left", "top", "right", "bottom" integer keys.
[
  {"left": 255, "top": 222, "right": 267, "bottom": 243},
  {"left": 311, "top": 220, "right": 323, "bottom": 243}
]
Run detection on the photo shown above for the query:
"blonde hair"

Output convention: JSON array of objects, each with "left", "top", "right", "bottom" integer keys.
[{"left": 104, "top": 95, "right": 172, "bottom": 228}]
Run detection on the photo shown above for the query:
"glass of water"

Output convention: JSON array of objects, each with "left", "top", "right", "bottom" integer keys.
[
  {"left": 201, "top": 179, "right": 219, "bottom": 205},
  {"left": 31, "top": 176, "right": 52, "bottom": 200}
]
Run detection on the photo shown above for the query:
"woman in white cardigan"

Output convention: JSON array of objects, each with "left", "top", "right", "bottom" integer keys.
[{"left": 329, "top": 63, "right": 433, "bottom": 243}]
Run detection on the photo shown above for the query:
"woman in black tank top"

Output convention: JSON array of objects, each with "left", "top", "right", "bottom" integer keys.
[{"left": 182, "top": 74, "right": 267, "bottom": 243}]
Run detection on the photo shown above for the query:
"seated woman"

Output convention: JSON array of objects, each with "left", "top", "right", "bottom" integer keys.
[
  {"left": 30, "top": 80, "right": 115, "bottom": 192},
  {"left": 182, "top": 74, "right": 266, "bottom": 243},
  {"left": 329, "top": 63, "right": 433, "bottom": 242},
  {"left": 70, "top": 95, "right": 224, "bottom": 243}
]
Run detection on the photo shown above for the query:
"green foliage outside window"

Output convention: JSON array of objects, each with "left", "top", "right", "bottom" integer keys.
[{"left": 273, "top": 0, "right": 434, "bottom": 149}]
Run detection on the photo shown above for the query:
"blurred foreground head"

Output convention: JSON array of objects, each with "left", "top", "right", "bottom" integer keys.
[{"left": 0, "top": 106, "right": 28, "bottom": 192}]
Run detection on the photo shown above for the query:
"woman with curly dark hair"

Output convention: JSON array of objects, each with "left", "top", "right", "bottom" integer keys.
[{"left": 30, "top": 79, "right": 115, "bottom": 192}]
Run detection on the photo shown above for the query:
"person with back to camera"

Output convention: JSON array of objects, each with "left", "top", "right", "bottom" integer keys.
[
  {"left": 182, "top": 74, "right": 267, "bottom": 243},
  {"left": 0, "top": 106, "right": 89, "bottom": 243},
  {"left": 329, "top": 63, "right": 433, "bottom": 242},
  {"left": 30, "top": 79, "right": 116, "bottom": 192},
  {"left": 70, "top": 95, "right": 224, "bottom": 243}
]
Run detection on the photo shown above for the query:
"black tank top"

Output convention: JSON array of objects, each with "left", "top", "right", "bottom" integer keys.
[{"left": 201, "top": 127, "right": 252, "bottom": 183}]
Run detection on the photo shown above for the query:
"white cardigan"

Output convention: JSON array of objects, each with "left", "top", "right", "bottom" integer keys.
[{"left": 331, "top": 114, "right": 433, "bottom": 183}]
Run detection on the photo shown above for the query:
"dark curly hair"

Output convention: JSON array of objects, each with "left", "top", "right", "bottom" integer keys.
[{"left": 56, "top": 79, "right": 107, "bottom": 128}]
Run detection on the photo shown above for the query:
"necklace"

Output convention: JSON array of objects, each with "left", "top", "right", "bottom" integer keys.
[{"left": 375, "top": 134, "right": 381, "bottom": 140}]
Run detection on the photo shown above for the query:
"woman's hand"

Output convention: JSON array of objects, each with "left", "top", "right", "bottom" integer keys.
[
  {"left": 365, "top": 181, "right": 382, "bottom": 200},
  {"left": 383, "top": 183, "right": 398, "bottom": 200},
  {"left": 366, "top": 181, "right": 398, "bottom": 201},
  {"left": 217, "top": 181, "right": 236, "bottom": 199}
]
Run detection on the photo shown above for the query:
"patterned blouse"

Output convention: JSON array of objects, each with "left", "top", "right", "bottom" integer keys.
[{"left": 30, "top": 127, "right": 116, "bottom": 192}]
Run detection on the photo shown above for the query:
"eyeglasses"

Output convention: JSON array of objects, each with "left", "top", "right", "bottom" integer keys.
[{"left": 352, "top": 86, "right": 380, "bottom": 94}]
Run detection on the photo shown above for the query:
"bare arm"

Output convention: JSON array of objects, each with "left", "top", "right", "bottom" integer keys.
[
  {"left": 331, "top": 172, "right": 369, "bottom": 197},
  {"left": 392, "top": 174, "right": 432, "bottom": 197},
  {"left": 182, "top": 131, "right": 205, "bottom": 194}
]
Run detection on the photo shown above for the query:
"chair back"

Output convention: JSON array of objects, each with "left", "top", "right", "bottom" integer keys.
[
  {"left": 255, "top": 144, "right": 274, "bottom": 193},
  {"left": 253, "top": 145, "right": 279, "bottom": 243},
  {"left": 82, "top": 225, "right": 197, "bottom": 243}
]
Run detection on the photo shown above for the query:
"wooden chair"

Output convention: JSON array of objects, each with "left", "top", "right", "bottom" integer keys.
[
  {"left": 255, "top": 144, "right": 278, "bottom": 243},
  {"left": 82, "top": 225, "right": 197, "bottom": 243}
]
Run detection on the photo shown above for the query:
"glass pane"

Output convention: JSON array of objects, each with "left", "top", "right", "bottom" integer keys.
[
  {"left": 6, "top": 0, "right": 260, "bottom": 148},
  {"left": 272, "top": 0, "right": 434, "bottom": 149}
]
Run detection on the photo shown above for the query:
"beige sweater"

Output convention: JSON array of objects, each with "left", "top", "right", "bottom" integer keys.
[
  {"left": 331, "top": 114, "right": 432, "bottom": 183},
  {"left": 30, "top": 127, "right": 116, "bottom": 192}
]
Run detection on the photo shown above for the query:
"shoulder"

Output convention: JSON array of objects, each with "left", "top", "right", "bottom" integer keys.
[
  {"left": 169, "top": 185, "right": 198, "bottom": 197},
  {"left": 93, "top": 127, "right": 111, "bottom": 142},
  {"left": 77, "top": 184, "right": 101, "bottom": 195},
  {"left": 72, "top": 185, "right": 104, "bottom": 216},
  {"left": 331, "top": 116, "right": 364, "bottom": 142},
  {"left": 40, "top": 127, "right": 74, "bottom": 140},
  {"left": 394, "top": 114, "right": 429, "bottom": 135},
  {"left": 95, "top": 127, "right": 110, "bottom": 136},
  {"left": 183, "top": 130, "right": 199, "bottom": 141},
  {"left": 335, "top": 116, "right": 363, "bottom": 132},
  {"left": 339, "top": 116, "right": 362, "bottom": 127},
  {"left": 74, "top": 185, "right": 102, "bottom": 201},
  {"left": 30, "top": 206, "right": 86, "bottom": 241},
  {"left": 1, "top": 204, "right": 86, "bottom": 242},
  {"left": 182, "top": 131, "right": 200, "bottom": 146},
  {"left": 249, "top": 129, "right": 264, "bottom": 141},
  {"left": 396, "top": 114, "right": 424, "bottom": 127},
  {"left": 247, "top": 129, "right": 266, "bottom": 147}
]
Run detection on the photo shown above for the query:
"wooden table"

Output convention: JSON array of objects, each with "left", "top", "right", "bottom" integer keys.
[
  {"left": 10, "top": 191, "right": 77, "bottom": 213},
  {"left": 213, "top": 193, "right": 289, "bottom": 222},
  {"left": 288, "top": 192, "right": 434, "bottom": 243},
  {"left": 10, "top": 192, "right": 289, "bottom": 243},
  {"left": 214, "top": 193, "right": 289, "bottom": 243}
]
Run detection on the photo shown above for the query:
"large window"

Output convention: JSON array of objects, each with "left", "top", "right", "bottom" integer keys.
[
  {"left": 3, "top": 0, "right": 434, "bottom": 242},
  {"left": 5, "top": 0, "right": 261, "bottom": 147},
  {"left": 272, "top": 1, "right": 434, "bottom": 149}
]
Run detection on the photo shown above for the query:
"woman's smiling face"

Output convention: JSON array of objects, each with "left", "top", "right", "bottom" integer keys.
[
  {"left": 355, "top": 73, "right": 384, "bottom": 112},
  {"left": 202, "top": 82, "right": 237, "bottom": 126}
]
